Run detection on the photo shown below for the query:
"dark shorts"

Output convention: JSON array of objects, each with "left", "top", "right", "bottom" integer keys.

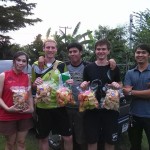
[
  {"left": 0, "top": 118, "right": 33, "bottom": 136},
  {"left": 35, "top": 107, "right": 72, "bottom": 139},
  {"left": 84, "top": 109, "right": 119, "bottom": 144},
  {"left": 67, "top": 107, "right": 86, "bottom": 144}
]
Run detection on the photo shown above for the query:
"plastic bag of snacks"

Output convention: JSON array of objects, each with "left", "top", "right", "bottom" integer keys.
[
  {"left": 34, "top": 81, "right": 57, "bottom": 104},
  {"left": 101, "top": 87, "right": 121, "bottom": 111},
  {"left": 11, "top": 86, "right": 30, "bottom": 110},
  {"left": 56, "top": 72, "right": 75, "bottom": 107},
  {"left": 78, "top": 88, "right": 99, "bottom": 112},
  {"left": 56, "top": 85, "right": 75, "bottom": 107}
]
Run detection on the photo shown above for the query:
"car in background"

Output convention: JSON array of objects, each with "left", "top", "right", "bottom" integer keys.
[{"left": 0, "top": 60, "right": 32, "bottom": 75}]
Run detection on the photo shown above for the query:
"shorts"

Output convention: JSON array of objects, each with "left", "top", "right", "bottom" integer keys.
[
  {"left": 84, "top": 109, "right": 119, "bottom": 144},
  {"left": 0, "top": 118, "right": 33, "bottom": 136},
  {"left": 35, "top": 107, "right": 72, "bottom": 139},
  {"left": 66, "top": 107, "right": 86, "bottom": 144}
]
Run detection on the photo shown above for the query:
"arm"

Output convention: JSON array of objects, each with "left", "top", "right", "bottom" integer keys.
[
  {"left": 22, "top": 76, "right": 34, "bottom": 113},
  {"left": 0, "top": 73, "right": 21, "bottom": 112},
  {"left": 31, "top": 64, "right": 43, "bottom": 89},
  {"left": 0, "top": 73, "right": 9, "bottom": 110},
  {"left": 109, "top": 59, "right": 116, "bottom": 70},
  {"left": 123, "top": 70, "right": 150, "bottom": 99},
  {"left": 123, "top": 85, "right": 150, "bottom": 99},
  {"left": 80, "top": 66, "right": 90, "bottom": 90},
  {"left": 131, "top": 89, "right": 150, "bottom": 98},
  {"left": 108, "top": 66, "right": 122, "bottom": 89},
  {"left": 110, "top": 81, "right": 123, "bottom": 89}
]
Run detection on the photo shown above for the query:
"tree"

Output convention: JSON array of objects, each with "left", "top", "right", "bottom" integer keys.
[
  {"left": 0, "top": 0, "right": 42, "bottom": 40},
  {"left": 94, "top": 25, "right": 129, "bottom": 64},
  {"left": 131, "top": 9, "right": 150, "bottom": 47},
  {"left": 57, "top": 22, "right": 93, "bottom": 61},
  {"left": 22, "top": 34, "right": 43, "bottom": 64}
]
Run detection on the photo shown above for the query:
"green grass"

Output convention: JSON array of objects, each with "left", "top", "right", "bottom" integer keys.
[
  {"left": 0, "top": 131, "right": 149, "bottom": 150},
  {"left": 116, "top": 131, "right": 149, "bottom": 150},
  {"left": 0, "top": 132, "right": 38, "bottom": 150}
]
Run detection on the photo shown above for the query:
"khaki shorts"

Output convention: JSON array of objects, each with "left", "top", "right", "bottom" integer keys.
[{"left": 0, "top": 118, "right": 33, "bottom": 136}]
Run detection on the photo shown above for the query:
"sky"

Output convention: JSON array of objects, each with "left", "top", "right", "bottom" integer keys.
[{"left": 6, "top": 0, "right": 150, "bottom": 46}]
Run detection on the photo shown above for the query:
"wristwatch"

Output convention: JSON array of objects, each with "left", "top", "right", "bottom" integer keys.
[{"left": 128, "top": 90, "right": 132, "bottom": 96}]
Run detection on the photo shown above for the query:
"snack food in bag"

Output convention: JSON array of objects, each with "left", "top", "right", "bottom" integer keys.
[
  {"left": 11, "top": 86, "right": 30, "bottom": 110},
  {"left": 56, "top": 86, "right": 75, "bottom": 107},
  {"left": 34, "top": 82, "right": 53, "bottom": 104},
  {"left": 78, "top": 89, "right": 99, "bottom": 112},
  {"left": 102, "top": 88, "right": 120, "bottom": 111}
]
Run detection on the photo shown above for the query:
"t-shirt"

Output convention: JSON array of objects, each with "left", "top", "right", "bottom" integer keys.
[
  {"left": 65, "top": 61, "right": 89, "bottom": 107},
  {"left": 0, "top": 70, "right": 32, "bottom": 121},
  {"left": 83, "top": 62, "right": 121, "bottom": 102}
]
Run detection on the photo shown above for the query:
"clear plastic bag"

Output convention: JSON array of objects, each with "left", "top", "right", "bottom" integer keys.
[
  {"left": 56, "top": 72, "right": 75, "bottom": 107},
  {"left": 34, "top": 81, "right": 57, "bottom": 104},
  {"left": 10, "top": 86, "right": 30, "bottom": 110},
  {"left": 78, "top": 87, "right": 99, "bottom": 112},
  {"left": 56, "top": 85, "right": 75, "bottom": 107},
  {"left": 101, "top": 86, "right": 121, "bottom": 111}
]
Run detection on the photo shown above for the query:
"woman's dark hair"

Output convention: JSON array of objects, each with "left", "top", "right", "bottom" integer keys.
[{"left": 13, "top": 51, "right": 29, "bottom": 65}]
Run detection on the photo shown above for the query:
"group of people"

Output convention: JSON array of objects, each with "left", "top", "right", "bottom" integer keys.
[{"left": 0, "top": 38, "right": 149, "bottom": 150}]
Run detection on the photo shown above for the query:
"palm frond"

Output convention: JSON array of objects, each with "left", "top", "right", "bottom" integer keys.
[
  {"left": 46, "top": 28, "right": 51, "bottom": 39},
  {"left": 72, "top": 22, "right": 81, "bottom": 37}
]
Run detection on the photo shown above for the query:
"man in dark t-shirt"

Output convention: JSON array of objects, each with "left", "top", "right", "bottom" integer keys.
[
  {"left": 65, "top": 42, "right": 118, "bottom": 150},
  {"left": 80, "top": 39, "right": 122, "bottom": 150}
]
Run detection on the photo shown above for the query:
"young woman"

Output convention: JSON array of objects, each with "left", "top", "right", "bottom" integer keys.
[{"left": 0, "top": 51, "right": 34, "bottom": 150}]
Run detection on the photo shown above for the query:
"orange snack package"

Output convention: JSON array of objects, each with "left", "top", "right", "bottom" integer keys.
[
  {"left": 11, "top": 86, "right": 30, "bottom": 110},
  {"left": 56, "top": 86, "right": 75, "bottom": 107},
  {"left": 78, "top": 89, "right": 99, "bottom": 112}
]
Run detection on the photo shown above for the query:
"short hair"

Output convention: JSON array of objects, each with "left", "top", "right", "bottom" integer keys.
[
  {"left": 43, "top": 39, "right": 57, "bottom": 48},
  {"left": 94, "top": 39, "right": 111, "bottom": 50},
  {"left": 135, "top": 44, "right": 150, "bottom": 54},
  {"left": 13, "top": 51, "right": 29, "bottom": 65},
  {"left": 67, "top": 42, "right": 83, "bottom": 52}
]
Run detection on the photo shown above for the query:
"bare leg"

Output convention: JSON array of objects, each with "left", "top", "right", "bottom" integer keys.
[
  {"left": 105, "top": 142, "right": 115, "bottom": 150},
  {"left": 38, "top": 136, "right": 49, "bottom": 150},
  {"left": 62, "top": 135, "right": 73, "bottom": 150},
  {"left": 5, "top": 133, "right": 17, "bottom": 150},
  {"left": 16, "top": 130, "right": 28, "bottom": 150},
  {"left": 88, "top": 143, "right": 97, "bottom": 150}
]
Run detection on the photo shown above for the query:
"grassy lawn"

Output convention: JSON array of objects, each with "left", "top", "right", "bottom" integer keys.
[
  {"left": 0, "top": 131, "right": 149, "bottom": 150},
  {"left": 0, "top": 132, "right": 38, "bottom": 150},
  {"left": 116, "top": 132, "right": 149, "bottom": 150}
]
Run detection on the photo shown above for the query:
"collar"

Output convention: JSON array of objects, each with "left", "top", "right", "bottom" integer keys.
[
  {"left": 70, "top": 61, "right": 83, "bottom": 67},
  {"left": 133, "top": 64, "right": 150, "bottom": 71}
]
